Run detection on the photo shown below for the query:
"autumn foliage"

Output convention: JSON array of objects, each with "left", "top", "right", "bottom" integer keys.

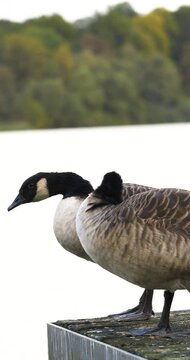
[{"left": 0, "top": 3, "right": 190, "bottom": 129}]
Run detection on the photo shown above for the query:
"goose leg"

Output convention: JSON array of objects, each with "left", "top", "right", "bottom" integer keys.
[
  {"left": 109, "top": 289, "right": 154, "bottom": 321},
  {"left": 153, "top": 290, "right": 174, "bottom": 333},
  {"left": 130, "top": 290, "right": 174, "bottom": 335}
]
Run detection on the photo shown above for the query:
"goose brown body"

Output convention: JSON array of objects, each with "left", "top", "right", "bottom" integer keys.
[
  {"left": 53, "top": 182, "right": 154, "bottom": 261},
  {"left": 77, "top": 182, "right": 190, "bottom": 292}
]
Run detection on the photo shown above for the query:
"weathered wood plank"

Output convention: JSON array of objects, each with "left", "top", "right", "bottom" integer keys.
[{"left": 48, "top": 310, "right": 190, "bottom": 360}]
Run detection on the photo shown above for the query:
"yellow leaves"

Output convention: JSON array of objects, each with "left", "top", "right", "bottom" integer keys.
[
  {"left": 3, "top": 34, "right": 47, "bottom": 81},
  {"left": 131, "top": 12, "right": 170, "bottom": 56},
  {"left": 54, "top": 43, "right": 74, "bottom": 76}
]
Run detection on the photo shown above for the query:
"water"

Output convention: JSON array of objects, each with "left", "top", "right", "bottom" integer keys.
[{"left": 1, "top": 123, "right": 190, "bottom": 360}]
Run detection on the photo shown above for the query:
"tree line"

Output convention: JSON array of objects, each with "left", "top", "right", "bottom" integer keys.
[{"left": 0, "top": 2, "right": 190, "bottom": 129}]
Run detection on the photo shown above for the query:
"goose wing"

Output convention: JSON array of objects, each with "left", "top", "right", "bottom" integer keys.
[
  {"left": 123, "top": 183, "right": 155, "bottom": 199},
  {"left": 127, "top": 188, "right": 190, "bottom": 236}
]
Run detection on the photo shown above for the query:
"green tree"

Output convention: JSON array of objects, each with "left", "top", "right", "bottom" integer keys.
[
  {"left": 0, "top": 20, "right": 21, "bottom": 36},
  {"left": 137, "top": 55, "right": 182, "bottom": 123},
  {"left": 179, "top": 42, "right": 190, "bottom": 92},
  {"left": 102, "top": 49, "right": 146, "bottom": 124},
  {"left": 176, "top": 98, "right": 190, "bottom": 122},
  {"left": 19, "top": 24, "right": 63, "bottom": 49},
  {"left": 153, "top": 8, "right": 179, "bottom": 59},
  {"left": 15, "top": 93, "right": 49, "bottom": 129},
  {"left": 0, "top": 6, "right": 189, "bottom": 129},
  {"left": 25, "top": 14, "right": 76, "bottom": 41},
  {"left": 88, "top": 3, "right": 135, "bottom": 47},
  {"left": 175, "top": 7, "right": 190, "bottom": 46},
  {"left": 54, "top": 43, "right": 75, "bottom": 80},
  {"left": 0, "top": 65, "right": 15, "bottom": 120},
  {"left": 2, "top": 34, "right": 47, "bottom": 84},
  {"left": 16, "top": 79, "right": 66, "bottom": 127},
  {"left": 61, "top": 51, "right": 107, "bottom": 126},
  {"left": 174, "top": 7, "right": 190, "bottom": 91}
]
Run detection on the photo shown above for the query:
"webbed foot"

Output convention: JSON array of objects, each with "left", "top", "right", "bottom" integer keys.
[{"left": 108, "top": 289, "right": 154, "bottom": 321}]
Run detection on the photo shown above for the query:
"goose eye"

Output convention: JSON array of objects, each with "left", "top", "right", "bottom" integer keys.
[{"left": 28, "top": 183, "right": 35, "bottom": 189}]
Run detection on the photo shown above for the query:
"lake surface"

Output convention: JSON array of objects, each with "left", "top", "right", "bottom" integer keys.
[{"left": 1, "top": 123, "right": 190, "bottom": 360}]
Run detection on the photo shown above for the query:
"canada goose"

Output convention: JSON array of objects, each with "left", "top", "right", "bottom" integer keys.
[
  {"left": 8, "top": 171, "right": 154, "bottom": 321},
  {"left": 76, "top": 171, "right": 190, "bottom": 334}
]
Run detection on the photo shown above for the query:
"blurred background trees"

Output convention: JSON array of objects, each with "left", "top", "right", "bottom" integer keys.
[{"left": 0, "top": 2, "right": 190, "bottom": 130}]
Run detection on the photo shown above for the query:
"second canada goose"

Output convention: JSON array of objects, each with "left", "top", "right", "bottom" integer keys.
[
  {"left": 8, "top": 171, "right": 154, "bottom": 321},
  {"left": 76, "top": 171, "right": 190, "bottom": 334}
]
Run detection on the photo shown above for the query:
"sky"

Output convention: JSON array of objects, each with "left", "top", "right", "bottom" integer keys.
[{"left": 1, "top": 0, "right": 190, "bottom": 23}]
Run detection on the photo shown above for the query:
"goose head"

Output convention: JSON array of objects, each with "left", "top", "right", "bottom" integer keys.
[
  {"left": 8, "top": 172, "right": 93, "bottom": 211},
  {"left": 94, "top": 171, "right": 123, "bottom": 204}
]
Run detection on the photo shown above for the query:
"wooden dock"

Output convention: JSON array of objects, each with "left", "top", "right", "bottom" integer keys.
[{"left": 47, "top": 310, "right": 190, "bottom": 360}]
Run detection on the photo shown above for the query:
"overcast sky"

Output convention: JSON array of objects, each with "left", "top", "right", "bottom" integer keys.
[{"left": 1, "top": 0, "right": 190, "bottom": 22}]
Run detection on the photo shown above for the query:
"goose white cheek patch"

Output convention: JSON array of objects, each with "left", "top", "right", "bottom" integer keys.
[{"left": 33, "top": 178, "right": 49, "bottom": 201}]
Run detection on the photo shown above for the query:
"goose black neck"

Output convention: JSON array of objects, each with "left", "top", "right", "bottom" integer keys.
[
  {"left": 94, "top": 171, "right": 123, "bottom": 204},
  {"left": 46, "top": 172, "right": 93, "bottom": 198}
]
